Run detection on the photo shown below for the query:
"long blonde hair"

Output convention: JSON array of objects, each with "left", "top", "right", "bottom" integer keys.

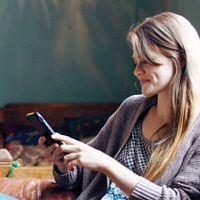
[{"left": 128, "top": 12, "right": 200, "bottom": 181}]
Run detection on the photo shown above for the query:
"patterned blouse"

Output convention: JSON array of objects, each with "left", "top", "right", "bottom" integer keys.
[{"left": 101, "top": 117, "right": 154, "bottom": 200}]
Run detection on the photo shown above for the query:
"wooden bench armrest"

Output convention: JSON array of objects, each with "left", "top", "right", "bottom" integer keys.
[{"left": 0, "top": 166, "right": 54, "bottom": 179}]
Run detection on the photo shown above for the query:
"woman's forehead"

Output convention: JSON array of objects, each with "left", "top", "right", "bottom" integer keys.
[{"left": 132, "top": 45, "right": 160, "bottom": 59}]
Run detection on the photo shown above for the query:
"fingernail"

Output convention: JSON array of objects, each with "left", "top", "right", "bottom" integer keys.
[{"left": 69, "top": 167, "right": 74, "bottom": 172}]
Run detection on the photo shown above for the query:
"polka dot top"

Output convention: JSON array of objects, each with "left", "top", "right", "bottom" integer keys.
[
  {"left": 101, "top": 116, "right": 154, "bottom": 200},
  {"left": 118, "top": 116, "right": 152, "bottom": 175}
]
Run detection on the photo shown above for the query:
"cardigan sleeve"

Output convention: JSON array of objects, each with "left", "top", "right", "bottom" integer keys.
[
  {"left": 53, "top": 165, "right": 82, "bottom": 190},
  {"left": 130, "top": 146, "right": 200, "bottom": 200}
]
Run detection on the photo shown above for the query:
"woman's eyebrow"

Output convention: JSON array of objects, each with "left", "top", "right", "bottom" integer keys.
[{"left": 132, "top": 55, "right": 140, "bottom": 62}]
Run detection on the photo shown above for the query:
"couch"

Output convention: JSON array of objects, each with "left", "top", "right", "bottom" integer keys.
[
  {"left": 0, "top": 148, "right": 77, "bottom": 199},
  {"left": 0, "top": 103, "right": 119, "bottom": 166},
  {"left": 0, "top": 103, "right": 119, "bottom": 199}
]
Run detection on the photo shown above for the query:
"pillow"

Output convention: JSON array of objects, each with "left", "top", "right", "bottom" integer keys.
[
  {"left": 5, "top": 144, "right": 43, "bottom": 166},
  {"left": 65, "top": 114, "right": 111, "bottom": 142},
  {"left": 3, "top": 124, "right": 66, "bottom": 166},
  {"left": 0, "top": 124, "right": 34, "bottom": 137},
  {"left": 3, "top": 128, "right": 41, "bottom": 165},
  {"left": 4, "top": 129, "right": 40, "bottom": 146}
]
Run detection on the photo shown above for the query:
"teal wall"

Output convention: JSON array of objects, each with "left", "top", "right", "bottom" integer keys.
[{"left": 0, "top": 0, "right": 185, "bottom": 107}]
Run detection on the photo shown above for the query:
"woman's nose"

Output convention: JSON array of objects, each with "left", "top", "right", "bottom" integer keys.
[{"left": 133, "top": 65, "right": 145, "bottom": 77}]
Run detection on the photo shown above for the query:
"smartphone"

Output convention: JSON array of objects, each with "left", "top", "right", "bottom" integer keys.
[{"left": 26, "top": 112, "right": 63, "bottom": 147}]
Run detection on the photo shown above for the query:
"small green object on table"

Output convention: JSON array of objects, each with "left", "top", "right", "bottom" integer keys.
[{"left": 7, "top": 159, "right": 23, "bottom": 178}]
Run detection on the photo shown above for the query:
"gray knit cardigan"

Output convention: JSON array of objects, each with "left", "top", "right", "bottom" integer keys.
[{"left": 53, "top": 95, "right": 200, "bottom": 199}]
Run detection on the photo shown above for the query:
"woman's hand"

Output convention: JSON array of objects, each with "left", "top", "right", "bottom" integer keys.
[
  {"left": 51, "top": 133, "right": 109, "bottom": 172},
  {"left": 51, "top": 133, "right": 139, "bottom": 196},
  {"left": 38, "top": 133, "right": 109, "bottom": 173},
  {"left": 38, "top": 135, "right": 67, "bottom": 173},
  {"left": 39, "top": 133, "right": 139, "bottom": 196}
]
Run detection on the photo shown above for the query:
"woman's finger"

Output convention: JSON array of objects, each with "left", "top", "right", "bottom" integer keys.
[
  {"left": 38, "top": 136, "right": 48, "bottom": 149},
  {"left": 52, "top": 133, "right": 80, "bottom": 145}
]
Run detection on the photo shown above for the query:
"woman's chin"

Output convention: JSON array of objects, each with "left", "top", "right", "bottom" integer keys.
[{"left": 142, "top": 91, "right": 155, "bottom": 97}]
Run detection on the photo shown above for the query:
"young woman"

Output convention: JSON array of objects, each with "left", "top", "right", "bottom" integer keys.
[{"left": 39, "top": 12, "right": 200, "bottom": 199}]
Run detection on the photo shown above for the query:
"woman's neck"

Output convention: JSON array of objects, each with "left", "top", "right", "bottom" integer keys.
[
  {"left": 142, "top": 93, "right": 171, "bottom": 141},
  {"left": 156, "top": 92, "right": 171, "bottom": 122}
]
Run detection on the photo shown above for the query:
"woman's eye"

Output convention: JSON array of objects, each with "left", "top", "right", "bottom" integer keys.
[
  {"left": 142, "top": 61, "right": 148, "bottom": 65},
  {"left": 132, "top": 60, "right": 148, "bottom": 68},
  {"left": 132, "top": 61, "right": 137, "bottom": 67}
]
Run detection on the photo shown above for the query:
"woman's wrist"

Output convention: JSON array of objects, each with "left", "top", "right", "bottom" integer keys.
[
  {"left": 54, "top": 164, "right": 68, "bottom": 174},
  {"left": 101, "top": 155, "right": 139, "bottom": 196}
]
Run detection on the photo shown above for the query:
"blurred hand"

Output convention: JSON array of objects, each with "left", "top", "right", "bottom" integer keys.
[
  {"left": 38, "top": 135, "right": 67, "bottom": 173},
  {"left": 51, "top": 133, "right": 110, "bottom": 172}
]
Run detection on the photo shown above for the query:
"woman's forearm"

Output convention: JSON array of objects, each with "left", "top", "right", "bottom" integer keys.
[{"left": 100, "top": 154, "right": 139, "bottom": 197}]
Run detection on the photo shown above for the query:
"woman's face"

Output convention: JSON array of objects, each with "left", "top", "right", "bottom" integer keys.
[{"left": 133, "top": 49, "right": 174, "bottom": 97}]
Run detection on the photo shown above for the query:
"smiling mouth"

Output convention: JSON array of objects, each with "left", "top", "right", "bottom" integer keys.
[{"left": 140, "top": 79, "right": 150, "bottom": 85}]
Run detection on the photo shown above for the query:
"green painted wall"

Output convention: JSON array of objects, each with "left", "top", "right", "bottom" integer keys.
[{"left": 0, "top": 0, "right": 181, "bottom": 107}]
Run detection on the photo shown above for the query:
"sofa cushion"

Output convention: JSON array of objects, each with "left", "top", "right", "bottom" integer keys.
[
  {"left": 4, "top": 128, "right": 44, "bottom": 166},
  {"left": 65, "top": 114, "right": 111, "bottom": 142},
  {"left": 1, "top": 124, "right": 66, "bottom": 166}
]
